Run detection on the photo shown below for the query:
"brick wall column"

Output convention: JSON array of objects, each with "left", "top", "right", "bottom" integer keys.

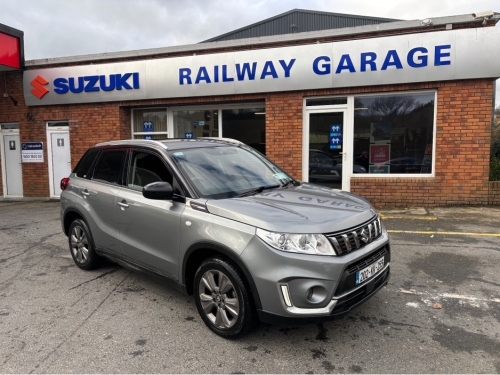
[{"left": 265, "top": 92, "right": 303, "bottom": 179}]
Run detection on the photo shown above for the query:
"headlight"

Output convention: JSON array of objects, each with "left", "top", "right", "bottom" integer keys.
[{"left": 256, "top": 228, "right": 335, "bottom": 256}]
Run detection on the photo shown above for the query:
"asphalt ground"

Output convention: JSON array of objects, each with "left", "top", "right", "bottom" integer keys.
[{"left": 0, "top": 201, "right": 499, "bottom": 374}]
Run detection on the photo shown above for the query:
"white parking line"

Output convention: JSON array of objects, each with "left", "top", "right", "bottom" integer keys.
[{"left": 400, "top": 289, "right": 500, "bottom": 303}]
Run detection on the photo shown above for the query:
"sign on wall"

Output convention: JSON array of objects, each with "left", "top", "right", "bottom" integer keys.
[
  {"left": 23, "top": 27, "right": 500, "bottom": 106},
  {"left": 21, "top": 142, "right": 44, "bottom": 163},
  {"left": 143, "top": 120, "right": 153, "bottom": 139}
]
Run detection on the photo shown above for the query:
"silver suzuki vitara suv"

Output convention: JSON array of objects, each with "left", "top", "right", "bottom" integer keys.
[{"left": 60, "top": 138, "right": 390, "bottom": 338}]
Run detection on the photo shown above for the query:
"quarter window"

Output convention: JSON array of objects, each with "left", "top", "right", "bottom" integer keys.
[{"left": 74, "top": 148, "right": 100, "bottom": 178}]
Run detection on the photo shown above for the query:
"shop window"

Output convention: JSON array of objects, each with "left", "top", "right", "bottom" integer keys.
[
  {"left": 353, "top": 92, "right": 435, "bottom": 175},
  {"left": 132, "top": 108, "right": 168, "bottom": 139},
  {"left": 222, "top": 108, "right": 266, "bottom": 154},
  {"left": 173, "top": 109, "right": 219, "bottom": 139}
]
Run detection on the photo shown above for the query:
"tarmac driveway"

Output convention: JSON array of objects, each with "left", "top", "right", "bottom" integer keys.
[{"left": 0, "top": 201, "right": 499, "bottom": 373}]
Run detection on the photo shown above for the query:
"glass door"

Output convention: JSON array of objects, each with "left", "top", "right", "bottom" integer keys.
[{"left": 304, "top": 110, "right": 349, "bottom": 190}]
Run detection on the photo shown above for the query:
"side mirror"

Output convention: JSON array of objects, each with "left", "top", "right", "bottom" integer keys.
[{"left": 142, "top": 181, "right": 173, "bottom": 200}]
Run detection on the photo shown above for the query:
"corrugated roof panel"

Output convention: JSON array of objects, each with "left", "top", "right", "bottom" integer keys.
[{"left": 203, "top": 9, "right": 400, "bottom": 42}]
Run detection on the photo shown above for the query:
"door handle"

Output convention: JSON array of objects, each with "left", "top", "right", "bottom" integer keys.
[
  {"left": 81, "top": 190, "right": 90, "bottom": 196},
  {"left": 117, "top": 201, "right": 129, "bottom": 208}
]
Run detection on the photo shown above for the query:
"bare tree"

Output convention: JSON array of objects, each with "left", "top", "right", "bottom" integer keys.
[{"left": 368, "top": 96, "right": 419, "bottom": 120}]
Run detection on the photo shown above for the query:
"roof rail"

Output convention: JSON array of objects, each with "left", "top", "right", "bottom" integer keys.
[
  {"left": 199, "top": 137, "right": 244, "bottom": 146},
  {"left": 95, "top": 139, "right": 168, "bottom": 149}
]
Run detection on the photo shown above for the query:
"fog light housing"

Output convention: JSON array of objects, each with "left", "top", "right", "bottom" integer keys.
[{"left": 305, "top": 286, "right": 328, "bottom": 304}]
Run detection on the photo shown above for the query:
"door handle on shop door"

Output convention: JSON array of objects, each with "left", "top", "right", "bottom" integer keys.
[{"left": 117, "top": 201, "right": 129, "bottom": 208}]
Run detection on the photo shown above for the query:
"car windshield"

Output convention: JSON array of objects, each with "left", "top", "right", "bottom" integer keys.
[{"left": 170, "top": 146, "right": 292, "bottom": 199}]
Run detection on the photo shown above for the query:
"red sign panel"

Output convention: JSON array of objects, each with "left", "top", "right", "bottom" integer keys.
[
  {"left": 370, "top": 144, "right": 391, "bottom": 164},
  {"left": 0, "top": 32, "right": 20, "bottom": 69}
]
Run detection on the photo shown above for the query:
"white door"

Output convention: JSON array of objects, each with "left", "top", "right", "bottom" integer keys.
[
  {"left": 2, "top": 134, "right": 23, "bottom": 197},
  {"left": 49, "top": 131, "right": 71, "bottom": 197}
]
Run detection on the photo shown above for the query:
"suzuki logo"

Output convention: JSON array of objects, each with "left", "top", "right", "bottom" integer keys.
[
  {"left": 359, "top": 228, "right": 370, "bottom": 244},
  {"left": 30, "top": 75, "right": 49, "bottom": 99}
]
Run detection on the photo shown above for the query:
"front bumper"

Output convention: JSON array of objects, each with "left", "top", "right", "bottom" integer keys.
[
  {"left": 257, "top": 265, "right": 390, "bottom": 325},
  {"left": 239, "top": 229, "right": 390, "bottom": 323}
]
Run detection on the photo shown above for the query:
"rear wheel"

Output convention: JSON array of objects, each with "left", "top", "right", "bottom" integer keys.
[
  {"left": 68, "top": 219, "right": 100, "bottom": 270},
  {"left": 194, "top": 257, "right": 254, "bottom": 338}
]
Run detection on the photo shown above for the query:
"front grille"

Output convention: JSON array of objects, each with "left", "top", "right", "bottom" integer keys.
[
  {"left": 334, "top": 247, "right": 390, "bottom": 296},
  {"left": 326, "top": 216, "right": 382, "bottom": 256},
  {"left": 347, "top": 248, "right": 386, "bottom": 274},
  {"left": 332, "top": 267, "right": 390, "bottom": 314}
]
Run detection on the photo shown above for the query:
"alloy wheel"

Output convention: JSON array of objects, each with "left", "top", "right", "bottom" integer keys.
[
  {"left": 70, "top": 225, "right": 89, "bottom": 264},
  {"left": 198, "top": 270, "right": 240, "bottom": 329}
]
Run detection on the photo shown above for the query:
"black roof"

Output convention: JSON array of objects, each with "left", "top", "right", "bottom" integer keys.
[{"left": 202, "top": 8, "right": 401, "bottom": 42}]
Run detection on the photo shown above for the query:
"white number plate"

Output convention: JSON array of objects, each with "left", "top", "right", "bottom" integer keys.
[{"left": 356, "top": 258, "right": 385, "bottom": 285}]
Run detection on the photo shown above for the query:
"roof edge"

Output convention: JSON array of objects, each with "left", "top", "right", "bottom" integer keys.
[{"left": 25, "top": 13, "right": 497, "bottom": 68}]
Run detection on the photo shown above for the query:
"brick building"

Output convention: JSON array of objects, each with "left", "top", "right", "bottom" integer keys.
[{"left": 1, "top": 11, "right": 499, "bottom": 205}]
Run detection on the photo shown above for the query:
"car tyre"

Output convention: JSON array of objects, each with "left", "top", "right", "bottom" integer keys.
[
  {"left": 68, "top": 218, "right": 100, "bottom": 270},
  {"left": 194, "top": 257, "right": 254, "bottom": 338}
]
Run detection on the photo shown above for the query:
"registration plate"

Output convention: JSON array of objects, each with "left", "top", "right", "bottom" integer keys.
[{"left": 355, "top": 258, "right": 385, "bottom": 285}]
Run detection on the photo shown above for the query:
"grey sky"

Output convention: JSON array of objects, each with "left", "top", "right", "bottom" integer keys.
[{"left": 1, "top": 0, "right": 499, "bottom": 104}]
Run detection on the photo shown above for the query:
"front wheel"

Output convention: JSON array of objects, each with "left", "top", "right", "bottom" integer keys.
[{"left": 193, "top": 257, "right": 254, "bottom": 338}]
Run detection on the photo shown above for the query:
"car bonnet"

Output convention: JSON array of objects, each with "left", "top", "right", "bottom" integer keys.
[{"left": 205, "top": 183, "right": 376, "bottom": 233}]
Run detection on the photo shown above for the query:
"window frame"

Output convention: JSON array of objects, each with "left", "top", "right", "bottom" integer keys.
[
  {"left": 351, "top": 90, "right": 437, "bottom": 179},
  {"left": 131, "top": 107, "right": 169, "bottom": 139},
  {"left": 303, "top": 90, "right": 437, "bottom": 185}
]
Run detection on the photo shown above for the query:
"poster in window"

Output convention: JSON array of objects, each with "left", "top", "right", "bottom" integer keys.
[
  {"left": 369, "top": 144, "right": 391, "bottom": 164},
  {"left": 370, "top": 123, "right": 391, "bottom": 144},
  {"left": 369, "top": 165, "right": 390, "bottom": 174}
]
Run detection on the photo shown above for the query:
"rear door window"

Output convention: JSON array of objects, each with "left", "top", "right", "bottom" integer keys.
[{"left": 92, "top": 150, "right": 127, "bottom": 185}]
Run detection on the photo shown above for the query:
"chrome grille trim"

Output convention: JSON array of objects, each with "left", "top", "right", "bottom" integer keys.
[
  {"left": 330, "top": 237, "right": 342, "bottom": 253},
  {"left": 342, "top": 234, "right": 351, "bottom": 252},
  {"left": 351, "top": 231, "right": 360, "bottom": 248},
  {"left": 326, "top": 216, "right": 383, "bottom": 256}
]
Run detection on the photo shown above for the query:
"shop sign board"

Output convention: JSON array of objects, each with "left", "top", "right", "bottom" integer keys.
[
  {"left": 23, "top": 27, "right": 500, "bottom": 106},
  {"left": 21, "top": 142, "right": 44, "bottom": 163}
]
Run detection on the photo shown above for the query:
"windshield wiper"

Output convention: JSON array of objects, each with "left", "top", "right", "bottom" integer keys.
[
  {"left": 281, "top": 179, "right": 295, "bottom": 188},
  {"left": 235, "top": 184, "right": 281, "bottom": 198}
]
